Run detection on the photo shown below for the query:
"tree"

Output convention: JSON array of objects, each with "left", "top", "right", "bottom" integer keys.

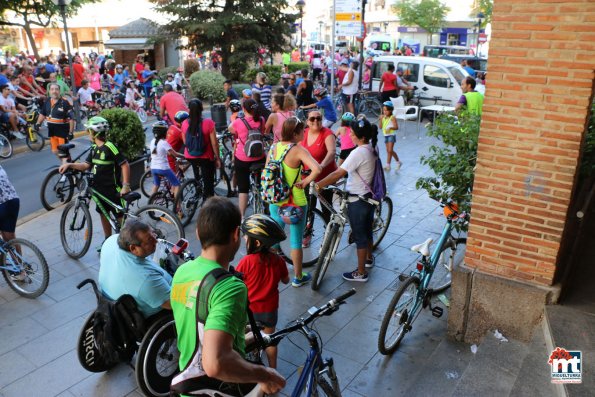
[
  {"left": 392, "top": 0, "right": 449, "bottom": 45},
  {"left": 151, "top": 0, "right": 298, "bottom": 80},
  {"left": 0, "top": 0, "right": 96, "bottom": 61},
  {"left": 473, "top": 0, "right": 493, "bottom": 27}
]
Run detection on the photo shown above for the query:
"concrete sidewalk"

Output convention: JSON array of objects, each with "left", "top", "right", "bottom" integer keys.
[{"left": 0, "top": 122, "right": 553, "bottom": 397}]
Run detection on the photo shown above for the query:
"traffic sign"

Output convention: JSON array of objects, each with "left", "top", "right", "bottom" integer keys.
[
  {"left": 478, "top": 33, "right": 487, "bottom": 43},
  {"left": 335, "top": 0, "right": 363, "bottom": 37}
]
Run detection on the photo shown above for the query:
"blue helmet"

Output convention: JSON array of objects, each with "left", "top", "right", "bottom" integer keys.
[
  {"left": 341, "top": 112, "right": 355, "bottom": 122},
  {"left": 383, "top": 100, "right": 394, "bottom": 109}
]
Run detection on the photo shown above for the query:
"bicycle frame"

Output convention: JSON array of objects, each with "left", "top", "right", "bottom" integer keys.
[
  {"left": 316, "top": 187, "right": 348, "bottom": 259},
  {"left": 0, "top": 240, "right": 24, "bottom": 274},
  {"left": 292, "top": 335, "right": 331, "bottom": 397}
]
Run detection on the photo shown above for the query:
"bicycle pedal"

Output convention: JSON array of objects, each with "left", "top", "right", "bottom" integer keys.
[{"left": 431, "top": 306, "right": 444, "bottom": 318}]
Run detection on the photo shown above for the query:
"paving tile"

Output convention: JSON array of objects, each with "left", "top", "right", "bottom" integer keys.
[
  {"left": 2, "top": 350, "right": 92, "bottom": 397},
  {"left": 326, "top": 316, "right": 383, "bottom": 365},
  {"left": 0, "top": 292, "right": 56, "bottom": 329},
  {"left": 0, "top": 350, "right": 36, "bottom": 389},
  {"left": 68, "top": 363, "right": 137, "bottom": 397},
  {"left": 32, "top": 289, "right": 96, "bottom": 331},
  {"left": 43, "top": 266, "right": 100, "bottom": 302},
  {"left": 0, "top": 316, "right": 49, "bottom": 356}
]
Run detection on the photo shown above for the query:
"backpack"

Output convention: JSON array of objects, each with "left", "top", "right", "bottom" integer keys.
[
  {"left": 76, "top": 279, "right": 146, "bottom": 371},
  {"left": 185, "top": 120, "right": 206, "bottom": 156},
  {"left": 239, "top": 117, "right": 264, "bottom": 158},
  {"left": 260, "top": 143, "right": 298, "bottom": 204},
  {"left": 356, "top": 145, "right": 387, "bottom": 202}
]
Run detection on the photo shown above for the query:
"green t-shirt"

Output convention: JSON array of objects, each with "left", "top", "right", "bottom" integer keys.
[
  {"left": 171, "top": 256, "right": 248, "bottom": 372},
  {"left": 463, "top": 91, "right": 484, "bottom": 116}
]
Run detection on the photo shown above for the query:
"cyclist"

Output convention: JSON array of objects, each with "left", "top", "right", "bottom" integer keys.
[
  {"left": 159, "top": 84, "right": 188, "bottom": 122},
  {"left": 228, "top": 99, "right": 242, "bottom": 124},
  {"left": 58, "top": 116, "right": 131, "bottom": 247},
  {"left": 174, "top": 67, "right": 189, "bottom": 94},
  {"left": 0, "top": 84, "right": 25, "bottom": 139},
  {"left": 315, "top": 117, "right": 379, "bottom": 283},
  {"left": 299, "top": 87, "right": 337, "bottom": 129},
  {"left": 98, "top": 219, "right": 171, "bottom": 318},
  {"left": 150, "top": 121, "right": 184, "bottom": 198},
  {"left": 167, "top": 110, "right": 189, "bottom": 172},
  {"left": 236, "top": 214, "right": 289, "bottom": 369},
  {"left": 335, "top": 112, "right": 357, "bottom": 166},
  {"left": 170, "top": 197, "right": 286, "bottom": 395},
  {"left": 124, "top": 79, "right": 142, "bottom": 111},
  {"left": 264, "top": 93, "right": 294, "bottom": 143},
  {"left": 35, "top": 82, "right": 74, "bottom": 163}
]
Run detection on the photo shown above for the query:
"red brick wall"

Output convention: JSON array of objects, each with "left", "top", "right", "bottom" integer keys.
[{"left": 465, "top": 0, "right": 595, "bottom": 286}]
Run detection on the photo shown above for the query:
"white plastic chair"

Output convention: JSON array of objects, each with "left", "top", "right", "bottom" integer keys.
[{"left": 390, "top": 96, "right": 419, "bottom": 139}]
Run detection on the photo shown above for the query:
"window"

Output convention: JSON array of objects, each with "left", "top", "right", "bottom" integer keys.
[
  {"left": 423, "top": 65, "right": 450, "bottom": 88},
  {"left": 447, "top": 34, "right": 460, "bottom": 46},
  {"left": 397, "top": 62, "right": 419, "bottom": 82},
  {"left": 447, "top": 66, "right": 465, "bottom": 85},
  {"left": 372, "top": 61, "right": 392, "bottom": 79}
]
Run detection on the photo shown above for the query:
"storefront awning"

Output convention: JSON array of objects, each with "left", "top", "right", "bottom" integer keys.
[{"left": 104, "top": 38, "right": 152, "bottom": 50}]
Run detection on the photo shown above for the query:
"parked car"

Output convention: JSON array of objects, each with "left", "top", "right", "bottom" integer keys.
[
  {"left": 369, "top": 56, "right": 470, "bottom": 107},
  {"left": 438, "top": 54, "right": 488, "bottom": 74}
]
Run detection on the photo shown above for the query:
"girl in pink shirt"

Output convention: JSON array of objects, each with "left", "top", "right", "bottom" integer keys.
[
  {"left": 265, "top": 93, "right": 296, "bottom": 143},
  {"left": 335, "top": 112, "right": 357, "bottom": 165}
]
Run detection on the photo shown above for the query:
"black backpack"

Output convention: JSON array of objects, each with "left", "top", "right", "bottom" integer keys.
[
  {"left": 239, "top": 117, "right": 264, "bottom": 158},
  {"left": 77, "top": 279, "right": 146, "bottom": 371}
]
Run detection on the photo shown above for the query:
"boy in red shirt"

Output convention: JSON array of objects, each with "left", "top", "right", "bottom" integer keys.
[
  {"left": 167, "top": 110, "right": 188, "bottom": 172},
  {"left": 236, "top": 214, "right": 289, "bottom": 369}
]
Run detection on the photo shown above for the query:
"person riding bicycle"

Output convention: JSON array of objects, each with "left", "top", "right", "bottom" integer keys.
[
  {"left": 228, "top": 99, "right": 242, "bottom": 124},
  {"left": 58, "top": 116, "right": 131, "bottom": 248},
  {"left": 167, "top": 110, "right": 189, "bottom": 172},
  {"left": 150, "top": 121, "right": 184, "bottom": 198},
  {"left": 98, "top": 219, "right": 171, "bottom": 318},
  {"left": 35, "top": 82, "right": 75, "bottom": 163},
  {"left": 299, "top": 87, "right": 337, "bottom": 129},
  {"left": 0, "top": 165, "right": 25, "bottom": 281},
  {"left": 159, "top": 84, "right": 188, "bottom": 122},
  {"left": 124, "top": 79, "right": 142, "bottom": 111},
  {"left": 170, "top": 197, "right": 286, "bottom": 396}
]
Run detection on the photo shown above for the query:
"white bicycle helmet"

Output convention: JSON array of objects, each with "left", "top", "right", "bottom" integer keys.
[{"left": 85, "top": 116, "right": 110, "bottom": 135}]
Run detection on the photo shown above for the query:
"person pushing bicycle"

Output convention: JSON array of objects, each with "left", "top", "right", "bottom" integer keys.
[{"left": 59, "top": 116, "right": 131, "bottom": 249}]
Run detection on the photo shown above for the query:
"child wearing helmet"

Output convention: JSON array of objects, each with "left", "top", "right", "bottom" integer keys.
[
  {"left": 335, "top": 112, "right": 357, "bottom": 165},
  {"left": 125, "top": 79, "right": 142, "bottom": 111},
  {"left": 228, "top": 99, "right": 242, "bottom": 124},
  {"left": 58, "top": 116, "right": 131, "bottom": 246},
  {"left": 150, "top": 121, "right": 184, "bottom": 198},
  {"left": 299, "top": 87, "right": 337, "bottom": 128},
  {"left": 174, "top": 67, "right": 188, "bottom": 93},
  {"left": 236, "top": 214, "right": 290, "bottom": 369},
  {"left": 167, "top": 111, "right": 189, "bottom": 172},
  {"left": 379, "top": 101, "right": 401, "bottom": 171}
]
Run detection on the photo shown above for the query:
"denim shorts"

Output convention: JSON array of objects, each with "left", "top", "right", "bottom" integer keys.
[
  {"left": 347, "top": 198, "right": 374, "bottom": 249},
  {"left": 384, "top": 135, "right": 396, "bottom": 143},
  {"left": 151, "top": 168, "right": 180, "bottom": 187},
  {"left": 253, "top": 310, "right": 278, "bottom": 328}
]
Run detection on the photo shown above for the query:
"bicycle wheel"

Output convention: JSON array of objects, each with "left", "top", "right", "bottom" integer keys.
[
  {"left": 134, "top": 205, "right": 185, "bottom": 242},
  {"left": 25, "top": 129, "right": 45, "bottom": 152},
  {"left": 139, "top": 170, "right": 152, "bottom": 198},
  {"left": 149, "top": 191, "right": 175, "bottom": 212},
  {"left": 372, "top": 196, "right": 393, "bottom": 250},
  {"left": 429, "top": 237, "right": 466, "bottom": 294},
  {"left": 311, "top": 223, "right": 340, "bottom": 291},
  {"left": 175, "top": 179, "right": 201, "bottom": 227},
  {"left": 280, "top": 208, "right": 328, "bottom": 267},
  {"left": 135, "top": 315, "right": 178, "bottom": 397},
  {"left": 378, "top": 276, "right": 420, "bottom": 355},
  {"left": 40, "top": 169, "right": 75, "bottom": 211},
  {"left": 0, "top": 134, "right": 13, "bottom": 158},
  {"left": 60, "top": 200, "right": 93, "bottom": 259},
  {"left": 1, "top": 238, "right": 49, "bottom": 298},
  {"left": 360, "top": 99, "right": 382, "bottom": 120}
]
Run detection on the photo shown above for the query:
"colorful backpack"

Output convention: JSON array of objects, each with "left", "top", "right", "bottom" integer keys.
[{"left": 260, "top": 143, "right": 298, "bottom": 204}]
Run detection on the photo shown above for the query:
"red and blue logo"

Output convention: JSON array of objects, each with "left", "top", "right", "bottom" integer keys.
[{"left": 549, "top": 347, "right": 582, "bottom": 384}]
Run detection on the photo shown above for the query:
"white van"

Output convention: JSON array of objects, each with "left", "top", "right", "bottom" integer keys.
[{"left": 369, "top": 56, "right": 469, "bottom": 107}]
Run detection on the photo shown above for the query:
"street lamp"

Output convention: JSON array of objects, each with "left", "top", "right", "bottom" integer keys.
[
  {"left": 51, "top": 0, "right": 82, "bottom": 129},
  {"left": 318, "top": 21, "right": 324, "bottom": 42},
  {"left": 475, "top": 12, "right": 485, "bottom": 54},
  {"left": 296, "top": 0, "right": 305, "bottom": 61}
]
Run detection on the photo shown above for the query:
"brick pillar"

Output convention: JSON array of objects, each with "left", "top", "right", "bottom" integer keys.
[{"left": 448, "top": 0, "right": 595, "bottom": 343}]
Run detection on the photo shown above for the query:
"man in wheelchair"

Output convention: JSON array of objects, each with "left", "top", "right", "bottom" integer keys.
[
  {"left": 170, "top": 197, "right": 285, "bottom": 396},
  {"left": 99, "top": 219, "right": 171, "bottom": 318}
]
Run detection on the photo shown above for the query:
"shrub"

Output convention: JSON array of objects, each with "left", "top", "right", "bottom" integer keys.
[
  {"left": 184, "top": 59, "right": 200, "bottom": 77},
  {"left": 242, "top": 68, "right": 259, "bottom": 85},
  {"left": 99, "top": 108, "right": 146, "bottom": 160},
  {"left": 416, "top": 112, "right": 481, "bottom": 229},
  {"left": 287, "top": 62, "right": 310, "bottom": 73},
  {"left": 242, "top": 65, "right": 283, "bottom": 87},
  {"left": 158, "top": 66, "right": 177, "bottom": 80},
  {"left": 189, "top": 70, "right": 226, "bottom": 103},
  {"left": 234, "top": 83, "right": 251, "bottom": 95}
]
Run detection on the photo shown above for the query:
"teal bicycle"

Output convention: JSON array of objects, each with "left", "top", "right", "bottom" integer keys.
[
  {"left": 0, "top": 237, "right": 49, "bottom": 298},
  {"left": 378, "top": 201, "right": 468, "bottom": 355}
]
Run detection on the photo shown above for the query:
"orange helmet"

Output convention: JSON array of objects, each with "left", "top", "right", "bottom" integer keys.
[{"left": 443, "top": 202, "right": 460, "bottom": 218}]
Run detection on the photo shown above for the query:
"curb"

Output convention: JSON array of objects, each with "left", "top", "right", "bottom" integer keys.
[
  {"left": 16, "top": 207, "right": 51, "bottom": 227},
  {"left": 11, "top": 130, "right": 89, "bottom": 157}
]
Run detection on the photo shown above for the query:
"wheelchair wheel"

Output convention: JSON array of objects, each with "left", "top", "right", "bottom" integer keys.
[
  {"left": 77, "top": 313, "right": 122, "bottom": 373},
  {"left": 135, "top": 314, "right": 179, "bottom": 397}
]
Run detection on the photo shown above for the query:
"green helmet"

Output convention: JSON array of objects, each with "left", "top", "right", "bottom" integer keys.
[{"left": 85, "top": 116, "right": 110, "bottom": 135}]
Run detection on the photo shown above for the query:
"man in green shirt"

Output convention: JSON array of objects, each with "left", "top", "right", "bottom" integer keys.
[
  {"left": 455, "top": 76, "right": 484, "bottom": 116},
  {"left": 170, "top": 197, "right": 285, "bottom": 396}
]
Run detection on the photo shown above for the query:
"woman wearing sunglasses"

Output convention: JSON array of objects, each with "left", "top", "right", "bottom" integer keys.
[{"left": 301, "top": 110, "right": 337, "bottom": 226}]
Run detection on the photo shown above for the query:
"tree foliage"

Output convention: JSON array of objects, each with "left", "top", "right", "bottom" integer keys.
[
  {"left": 151, "top": 0, "right": 298, "bottom": 80},
  {"left": 416, "top": 112, "right": 481, "bottom": 229},
  {"left": 0, "top": 0, "right": 97, "bottom": 60},
  {"left": 392, "top": 0, "right": 449, "bottom": 45},
  {"left": 99, "top": 108, "right": 146, "bottom": 160},
  {"left": 472, "top": 0, "right": 493, "bottom": 27}
]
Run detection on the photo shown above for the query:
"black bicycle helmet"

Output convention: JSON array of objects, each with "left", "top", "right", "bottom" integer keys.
[
  {"left": 229, "top": 99, "right": 242, "bottom": 112},
  {"left": 241, "top": 214, "right": 287, "bottom": 247},
  {"left": 174, "top": 110, "right": 189, "bottom": 123},
  {"left": 152, "top": 120, "right": 169, "bottom": 135}
]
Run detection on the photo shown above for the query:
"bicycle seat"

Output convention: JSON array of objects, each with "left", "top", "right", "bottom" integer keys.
[
  {"left": 58, "top": 143, "right": 75, "bottom": 152},
  {"left": 122, "top": 192, "right": 141, "bottom": 203},
  {"left": 249, "top": 162, "right": 264, "bottom": 172},
  {"left": 411, "top": 238, "right": 433, "bottom": 257}
]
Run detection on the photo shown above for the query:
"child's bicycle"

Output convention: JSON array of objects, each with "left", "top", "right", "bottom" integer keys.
[
  {"left": 0, "top": 236, "right": 49, "bottom": 298},
  {"left": 377, "top": 201, "right": 468, "bottom": 355},
  {"left": 247, "top": 288, "right": 357, "bottom": 397}
]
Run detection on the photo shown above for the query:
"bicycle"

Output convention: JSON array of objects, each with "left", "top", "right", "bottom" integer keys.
[
  {"left": 0, "top": 236, "right": 49, "bottom": 298},
  {"left": 309, "top": 182, "right": 393, "bottom": 290},
  {"left": 40, "top": 143, "right": 92, "bottom": 211},
  {"left": 248, "top": 288, "right": 357, "bottom": 397},
  {"left": 0, "top": 128, "right": 13, "bottom": 158},
  {"left": 214, "top": 130, "right": 236, "bottom": 197},
  {"left": 356, "top": 91, "right": 382, "bottom": 120},
  {"left": 60, "top": 172, "right": 185, "bottom": 259},
  {"left": 377, "top": 201, "right": 468, "bottom": 355},
  {"left": 22, "top": 98, "right": 45, "bottom": 152}
]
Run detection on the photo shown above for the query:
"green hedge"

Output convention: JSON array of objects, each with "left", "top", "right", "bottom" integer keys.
[
  {"left": 234, "top": 83, "right": 251, "bottom": 95},
  {"left": 287, "top": 62, "right": 311, "bottom": 73},
  {"left": 99, "top": 108, "right": 146, "bottom": 160},
  {"left": 189, "top": 70, "right": 226, "bottom": 102},
  {"left": 158, "top": 66, "right": 177, "bottom": 80},
  {"left": 242, "top": 65, "right": 283, "bottom": 86}
]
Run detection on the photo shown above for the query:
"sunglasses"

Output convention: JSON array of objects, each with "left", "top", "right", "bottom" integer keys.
[{"left": 308, "top": 116, "right": 322, "bottom": 122}]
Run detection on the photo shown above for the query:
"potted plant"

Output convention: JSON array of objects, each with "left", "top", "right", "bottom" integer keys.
[{"left": 99, "top": 108, "right": 147, "bottom": 190}]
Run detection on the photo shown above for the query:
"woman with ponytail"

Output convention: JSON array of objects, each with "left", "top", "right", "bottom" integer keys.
[
  {"left": 314, "top": 116, "right": 380, "bottom": 283},
  {"left": 150, "top": 121, "right": 184, "bottom": 197}
]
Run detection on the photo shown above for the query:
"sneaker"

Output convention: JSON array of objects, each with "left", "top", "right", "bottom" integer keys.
[
  {"left": 291, "top": 272, "right": 312, "bottom": 287},
  {"left": 395, "top": 161, "right": 402, "bottom": 171},
  {"left": 302, "top": 234, "right": 312, "bottom": 248},
  {"left": 383, "top": 165, "right": 391, "bottom": 172},
  {"left": 342, "top": 270, "right": 368, "bottom": 282},
  {"left": 365, "top": 255, "right": 375, "bottom": 268},
  {"left": 12, "top": 131, "right": 25, "bottom": 140}
]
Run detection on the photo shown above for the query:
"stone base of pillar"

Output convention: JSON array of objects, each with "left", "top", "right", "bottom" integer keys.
[{"left": 447, "top": 264, "right": 561, "bottom": 343}]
